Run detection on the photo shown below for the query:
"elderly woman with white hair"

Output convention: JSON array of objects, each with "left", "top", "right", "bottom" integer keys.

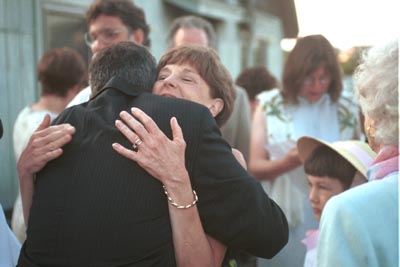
[{"left": 317, "top": 40, "right": 398, "bottom": 267}]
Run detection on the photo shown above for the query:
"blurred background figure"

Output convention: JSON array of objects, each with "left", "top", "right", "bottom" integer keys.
[
  {"left": 297, "top": 136, "right": 375, "bottom": 267},
  {"left": 12, "top": 47, "right": 86, "bottom": 243},
  {"left": 68, "top": 0, "right": 151, "bottom": 106},
  {"left": 167, "top": 15, "right": 216, "bottom": 49},
  {"left": 318, "top": 39, "right": 398, "bottom": 267},
  {"left": 0, "top": 202, "right": 20, "bottom": 265},
  {"left": 167, "top": 15, "right": 252, "bottom": 163},
  {"left": 249, "top": 34, "right": 360, "bottom": 267},
  {"left": 236, "top": 66, "right": 278, "bottom": 117},
  {"left": 0, "top": 122, "right": 21, "bottom": 266}
]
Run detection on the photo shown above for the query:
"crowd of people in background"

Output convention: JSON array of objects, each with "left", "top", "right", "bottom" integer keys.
[{"left": 0, "top": 0, "right": 398, "bottom": 267}]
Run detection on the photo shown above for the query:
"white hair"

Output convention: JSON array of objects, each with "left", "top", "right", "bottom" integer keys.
[{"left": 353, "top": 39, "right": 398, "bottom": 145}]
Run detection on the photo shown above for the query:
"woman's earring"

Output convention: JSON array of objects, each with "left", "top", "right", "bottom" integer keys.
[{"left": 366, "top": 125, "right": 375, "bottom": 143}]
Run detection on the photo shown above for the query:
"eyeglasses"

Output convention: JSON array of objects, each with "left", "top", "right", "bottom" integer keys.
[
  {"left": 303, "top": 76, "right": 331, "bottom": 86},
  {"left": 84, "top": 29, "right": 129, "bottom": 47}
]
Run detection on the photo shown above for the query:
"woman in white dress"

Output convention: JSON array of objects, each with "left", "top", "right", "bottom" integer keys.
[
  {"left": 249, "top": 34, "right": 360, "bottom": 267},
  {"left": 12, "top": 47, "right": 86, "bottom": 243}
]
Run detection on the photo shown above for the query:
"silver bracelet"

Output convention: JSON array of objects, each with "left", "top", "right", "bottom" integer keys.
[{"left": 162, "top": 185, "right": 198, "bottom": 209}]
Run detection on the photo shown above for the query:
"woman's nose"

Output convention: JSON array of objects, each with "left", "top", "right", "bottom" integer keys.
[{"left": 164, "top": 75, "right": 177, "bottom": 88}]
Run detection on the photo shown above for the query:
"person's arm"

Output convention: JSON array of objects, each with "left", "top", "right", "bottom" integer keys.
[
  {"left": 232, "top": 148, "right": 247, "bottom": 169},
  {"left": 235, "top": 87, "right": 252, "bottom": 162},
  {"left": 17, "top": 114, "right": 75, "bottom": 224},
  {"left": 221, "top": 87, "right": 251, "bottom": 162},
  {"left": 112, "top": 108, "right": 225, "bottom": 267},
  {"left": 248, "top": 103, "right": 301, "bottom": 181},
  {"left": 192, "top": 105, "right": 288, "bottom": 259}
]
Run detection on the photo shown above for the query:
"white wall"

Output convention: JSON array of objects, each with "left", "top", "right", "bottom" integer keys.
[{"left": 0, "top": 0, "right": 37, "bottom": 208}]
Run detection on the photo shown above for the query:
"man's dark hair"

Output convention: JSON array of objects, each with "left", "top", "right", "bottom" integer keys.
[
  {"left": 89, "top": 42, "right": 157, "bottom": 95},
  {"left": 86, "top": 0, "right": 151, "bottom": 47},
  {"left": 304, "top": 145, "right": 357, "bottom": 189},
  {"left": 38, "top": 47, "right": 86, "bottom": 97},
  {"left": 167, "top": 15, "right": 216, "bottom": 48}
]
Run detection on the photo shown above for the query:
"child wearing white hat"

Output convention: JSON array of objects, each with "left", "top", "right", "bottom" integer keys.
[{"left": 296, "top": 136, "right": 375, "bottom": 267}]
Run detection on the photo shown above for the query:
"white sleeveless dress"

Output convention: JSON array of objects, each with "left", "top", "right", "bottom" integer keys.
[{"left": 12, "top": 106, "right": 58, "bottom": 243}]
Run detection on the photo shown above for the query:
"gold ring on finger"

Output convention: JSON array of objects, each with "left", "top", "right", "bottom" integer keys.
[{"left": 132, "top": 138, "right": 142, "bottom": 150}]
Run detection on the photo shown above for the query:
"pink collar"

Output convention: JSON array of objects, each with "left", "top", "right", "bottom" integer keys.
[
  {"left": 302, "top": 229, "right": 320, "bottom": 251},
  {"left": 368, "top": 145, "right": 399, "bottom": 181}
]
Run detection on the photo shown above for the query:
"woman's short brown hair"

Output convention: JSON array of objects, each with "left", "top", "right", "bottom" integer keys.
[
  {"left": 282, "top": 35, "right": 343, "bottom": 104},
  {"left": 236, "top": 66, "right": 278, "bottom": 100},
  {"left": 157, "top": 45, "right": 235, "bottom": 127},
  {"left": 38, "top": 47, "right": 86, "bottom": 97}
]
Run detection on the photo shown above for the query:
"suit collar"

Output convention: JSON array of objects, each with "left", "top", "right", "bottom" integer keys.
[{"left": 91, "top": 76, "right": 149, "bottom": 100}]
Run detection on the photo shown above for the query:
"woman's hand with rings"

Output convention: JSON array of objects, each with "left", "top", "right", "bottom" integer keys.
[{"left": 112, "top": 107, "right": 188, "bottom": 185}]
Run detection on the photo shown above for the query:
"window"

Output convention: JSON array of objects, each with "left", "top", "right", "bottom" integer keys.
[{"left": 42, "top": 5, "right": 90, "bottom": 64}]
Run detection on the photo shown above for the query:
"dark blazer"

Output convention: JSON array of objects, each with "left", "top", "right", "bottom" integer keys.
[{"left": 18, "top": 77, "right": 288, "bottom": 267}]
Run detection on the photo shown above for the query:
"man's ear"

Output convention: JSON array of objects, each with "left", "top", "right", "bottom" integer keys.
[
  {"left": 131, "top": 29, "right": 145, "bottom": 45},
  {"left": 207, "top": 98, "right": 224, "bottom": 118}
]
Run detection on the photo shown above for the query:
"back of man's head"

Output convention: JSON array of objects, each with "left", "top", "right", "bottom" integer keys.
[
  {"left": 167, "top": 15, "right": 216, "bottom": 48},
  {"left": 38, "top": 47, "right": 86, "bottom": 97},
  {"left": 89, "top": 42, "right": 157, "bottom": 95},
  {"left": 86, "top": 0, "right": 150, "bottom": 47}
]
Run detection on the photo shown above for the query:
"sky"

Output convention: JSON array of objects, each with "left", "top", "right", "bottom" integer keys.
[{"left": 284, "top": 0, "right": 399, "bottom": 51}]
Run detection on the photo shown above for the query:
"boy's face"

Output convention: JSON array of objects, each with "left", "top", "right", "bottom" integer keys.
[{"left": 308, "top": 175, "right": 345, "bottom": 221}]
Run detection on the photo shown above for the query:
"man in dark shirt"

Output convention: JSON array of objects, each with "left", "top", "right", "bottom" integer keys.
[{"left": 17, "top": 42, "right": 288, "bottom": 266}]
